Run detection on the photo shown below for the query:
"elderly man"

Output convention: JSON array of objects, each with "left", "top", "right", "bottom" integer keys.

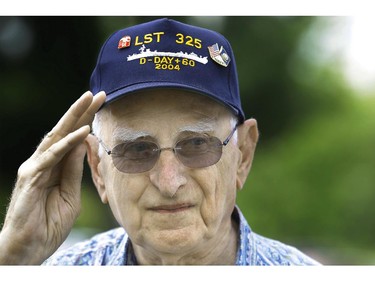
[{"left": 0, "top": 18, "right": 320, "bottom": 265}]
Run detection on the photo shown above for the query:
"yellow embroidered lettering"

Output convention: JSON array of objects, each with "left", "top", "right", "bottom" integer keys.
[
  {"left": 160, "top": 57, "right": 168, "bottom": 64},
  {"left": 134, "top": 32, "right": 165, "bottom": 46},
  {"left": 174, "top": 33, "right": 202, "bottom": 49},
  {"left": 144, "top": 33, "right": 153, "bottom": 44},
  {"left": 175, "top": 33, "right": 184, "bottom": 44},
  {"left": 134, "top": 36, "right": 143, "bottom": 46},
  {"left": 153, "top": 32, "right": 164, "bottom": 42}
]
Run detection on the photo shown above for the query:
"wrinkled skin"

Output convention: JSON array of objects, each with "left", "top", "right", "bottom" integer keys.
[
  {"left": 0, "top": 89, "right": 258, "bottom": 265},
  {"left": 86, "top": 90, "right": 259, "bottom": 265},
  {"left": 0, "top": 91, "right": 106, "bottom": 264}
]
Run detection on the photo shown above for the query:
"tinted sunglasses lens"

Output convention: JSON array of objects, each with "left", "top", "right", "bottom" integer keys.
[
  {"left": 111, "top": 141, "right": 159, "bottom": 173},
  {"left": 110, "top": 137, "right": 223, "bottom": 173},
  {"left": 176, "top": 136, "right": 223, "bottom": 168}
]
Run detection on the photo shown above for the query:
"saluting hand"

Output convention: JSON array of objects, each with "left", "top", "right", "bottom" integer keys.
[{"left": 0, "top": 91, "right": 106, "bottom": 265}]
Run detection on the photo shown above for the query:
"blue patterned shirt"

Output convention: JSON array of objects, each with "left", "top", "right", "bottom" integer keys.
[{"left": 43, "top": 206, "right": 320, "bottom": 265}]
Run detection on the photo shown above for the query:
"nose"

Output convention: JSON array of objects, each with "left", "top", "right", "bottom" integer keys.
[{"left": 149, "top": 149, "right": 187, "bottom": 198}]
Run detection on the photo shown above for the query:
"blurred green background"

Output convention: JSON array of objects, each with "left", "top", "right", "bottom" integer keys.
[{"left": 1, "top": 16, "right": 374, "bottom": 265}]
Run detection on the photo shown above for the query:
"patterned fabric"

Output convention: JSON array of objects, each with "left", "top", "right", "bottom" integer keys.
[{"left": 43, "top": 206, "right": 320, "bottom": 265}]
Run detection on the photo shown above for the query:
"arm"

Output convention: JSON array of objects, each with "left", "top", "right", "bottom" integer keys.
[{"left": 0, "top": 91, "right": 106, "bottom": 265}]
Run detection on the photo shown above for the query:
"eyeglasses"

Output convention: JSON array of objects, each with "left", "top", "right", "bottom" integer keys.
[{"left": 93, "top": 126, "right": 237, "bottom": 174}]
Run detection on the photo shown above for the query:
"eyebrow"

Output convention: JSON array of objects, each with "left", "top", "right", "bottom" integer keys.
[
  {"left": 177, "top": 119, "right": 216, "bottom": 134},
  {"left": 112, "top": 127, "right": 151, "bottom": 142},
  {"left": 112, "top": 118, "right": 217, "bottom": 142}
]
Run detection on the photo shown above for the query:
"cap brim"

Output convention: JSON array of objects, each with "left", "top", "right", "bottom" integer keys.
[{"left": 101, "top": 82, "right": 243, "bottom": 123}]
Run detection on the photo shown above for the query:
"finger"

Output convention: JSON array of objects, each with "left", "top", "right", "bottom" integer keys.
[
  {"left": 37, "top": 92, "right": 93, "bottom": 153},
  {"left": 59, "top": 142, "right": 87, "bottom": 212},
  {"left": 51, "top": 91, "right": 94, "bottom": 136},
  {"left": 74, "top": 91, "right": 106, "bottom": 130},
  {"left": 37, "top": 125, "right": 91, "bottom": 171}
]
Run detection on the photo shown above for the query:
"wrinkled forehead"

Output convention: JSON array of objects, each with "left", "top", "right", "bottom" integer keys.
[{"left": 101, "top": 89, "right": 234, "bottom": 130}]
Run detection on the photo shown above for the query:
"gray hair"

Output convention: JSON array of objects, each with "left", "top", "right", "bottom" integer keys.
[{"left": 92, "top": 108, "right": 110, "bottom": 158}]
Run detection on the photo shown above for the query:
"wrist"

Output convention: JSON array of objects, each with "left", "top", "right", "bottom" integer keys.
[{"left": 0, "top": 227, "right": 45, "bottom": 265}]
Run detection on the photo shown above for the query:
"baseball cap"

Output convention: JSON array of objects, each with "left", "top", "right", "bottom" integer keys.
[{"left": 90, "top": 18, "right": 245, "bottom": 124}]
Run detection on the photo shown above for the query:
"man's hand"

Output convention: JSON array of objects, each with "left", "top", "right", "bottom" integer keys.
[{"left": 0, "top": 91, "right": 106, "bottom": 265}]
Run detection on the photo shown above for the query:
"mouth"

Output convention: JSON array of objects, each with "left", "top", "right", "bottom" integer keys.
[{"left": 149, "top": 203, "right": 194, "bottom": 214}]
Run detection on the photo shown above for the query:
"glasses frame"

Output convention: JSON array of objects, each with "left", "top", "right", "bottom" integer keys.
[{"left": 91, "top": 124, "right": 238, "bottom": 173}]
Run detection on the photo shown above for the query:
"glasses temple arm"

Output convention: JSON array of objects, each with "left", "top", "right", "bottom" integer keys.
[
  {"left": 90, "top": 132, "right": 112, "bottom": 155},
  {"left": 222, "top": 124, "right": 238, "bottom": 146}
]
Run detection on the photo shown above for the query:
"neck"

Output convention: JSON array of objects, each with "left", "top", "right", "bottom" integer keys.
[{"left": 132, "top": 219, "right": 239, "bottom": 265}]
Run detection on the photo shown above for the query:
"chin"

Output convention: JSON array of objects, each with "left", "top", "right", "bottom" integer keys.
[{"left": 146, "top": 227, "right": 203, "bottom": 254}]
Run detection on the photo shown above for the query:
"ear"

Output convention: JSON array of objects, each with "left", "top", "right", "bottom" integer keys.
[
  {"left": 236, "top": 118, "right": 259, "bottom": 190},
  {"left": 85, "top": 134, "right": 108, "bottom": 204}
]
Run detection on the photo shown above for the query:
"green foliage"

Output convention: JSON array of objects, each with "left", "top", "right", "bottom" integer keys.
[{"left": 237, "top": 92, "right": 375, "bottom": 264}]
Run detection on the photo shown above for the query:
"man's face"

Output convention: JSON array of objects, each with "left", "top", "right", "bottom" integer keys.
[{"left": 95, "top": 89, "right": 242, "bottom": 256}]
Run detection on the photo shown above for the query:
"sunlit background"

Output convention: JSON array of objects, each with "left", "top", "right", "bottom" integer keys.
[
  {"left": 1, "top": 16, "right": 374, "bottom": 265},
  {"left": 300, "top": 16, "right": 375, "bottom": 94},
  {"left": 343, "top": 17, "right": 375, "bottom": 93}
]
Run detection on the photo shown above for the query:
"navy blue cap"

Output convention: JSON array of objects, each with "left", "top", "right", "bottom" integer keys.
[{"left": 90, "top": 18, "right": 245, "bottom": 124}]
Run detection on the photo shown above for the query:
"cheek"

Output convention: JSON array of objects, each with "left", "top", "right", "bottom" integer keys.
[
  {"left": 216, "top": 147, "right": 239, "bottom": 200},
  {"left": 198, "top": 151, "right": 238, "bottom": 226},
  {"left": 102, "top": 170, "right": 147, "bottom": 232}
]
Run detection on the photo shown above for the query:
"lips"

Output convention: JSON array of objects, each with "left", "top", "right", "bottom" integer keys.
[{"left": 149, "top": 203, "right": 194, "bottom": 213}]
